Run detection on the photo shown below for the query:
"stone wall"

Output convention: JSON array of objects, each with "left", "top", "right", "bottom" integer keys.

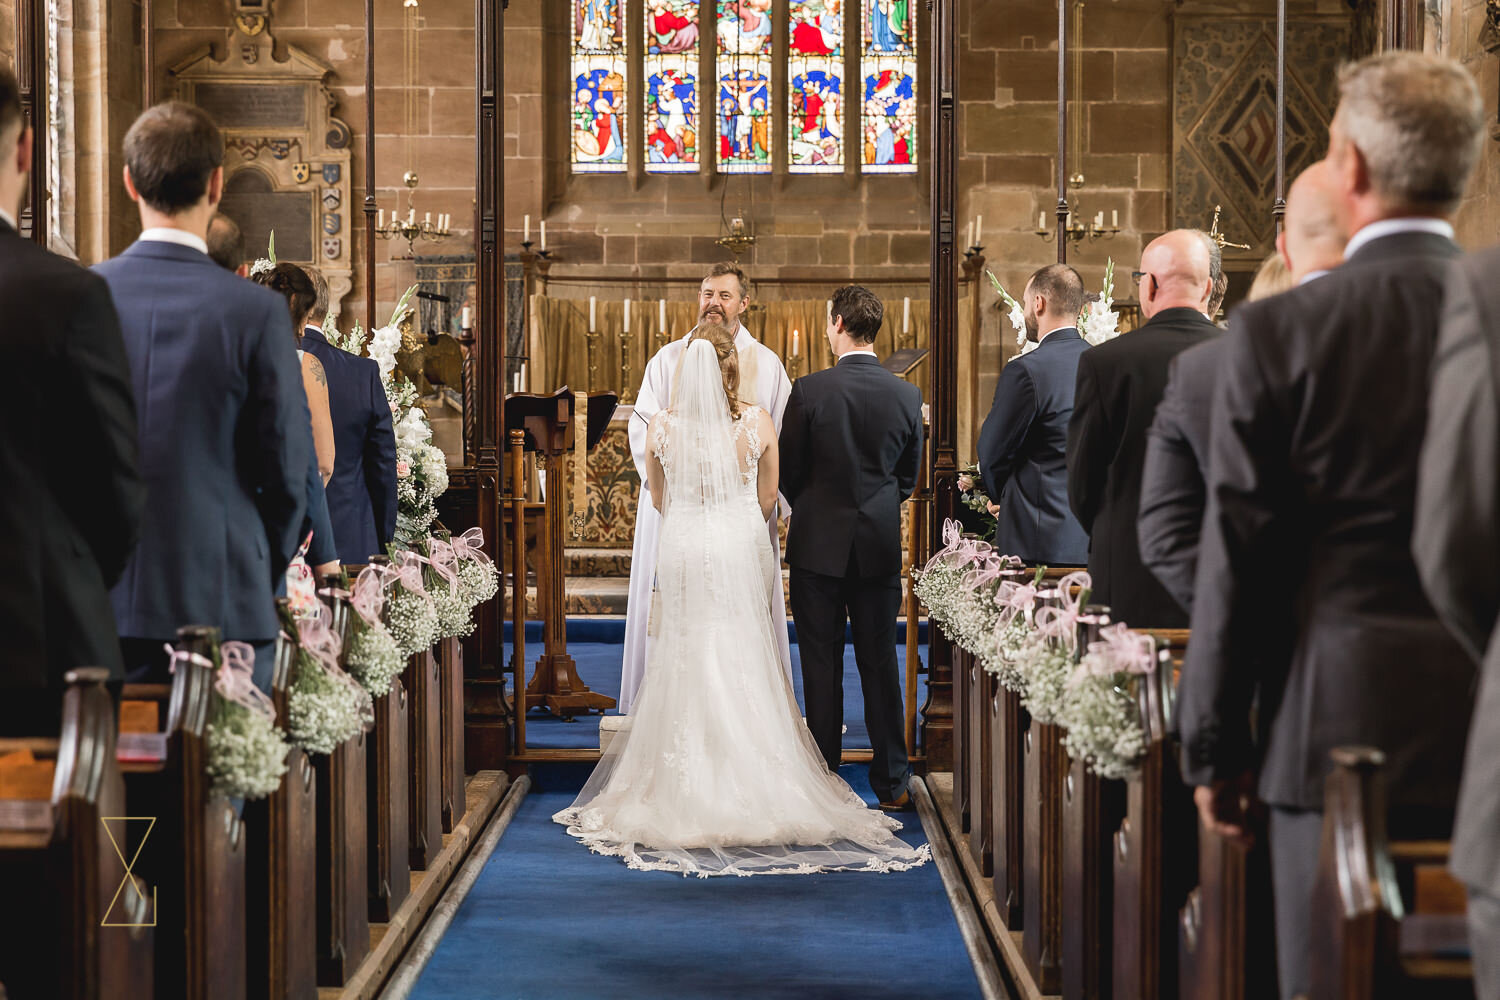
[
  {"left": 149, "top": 0, "right": 476, "bottom": 329},
  {"left": 1446, "top": 0, "right": 1500, "bottom": 248},
  {"left": 0, "top": 0, "right": 14, "bottom": 75}
]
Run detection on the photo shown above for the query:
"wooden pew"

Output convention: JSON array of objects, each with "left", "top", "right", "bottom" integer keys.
[
  {"left": 1023, "top": 712, "right": 1066, "bottom": 994},
  {"left": 312, "top": 581, "right": 370, "bottom": 985},
  {"left": 963, "top": 645, "right": 994, "bottom": 875},
  {"left": 955, "top": 635, "right": 972, "bottom": 835},
  {"left": 243, "top": 609, "right": 318, "bottom": 1000},
  {"left": 990, "top": 681, "right": 1026, "bottom": 929},
  {"left": 407, "top": 647, "right": 444, "bottom": 869},
  {"left": 1307, "top": 746, "right": 1472, "bottom": 1000},
  {"left": 1111, "top": 629, "right": 1193, "bottom": 1000},
  {"left": 124, "top": 626, "right": 248, "bottom": 1000},
  {"left": 361, "top": 558, "right": 410, "bottom": 923},
  {"left": 0, "top": 669, "right": 153, "bottom": 1000},
  {"left": 438, "top": 635, "right": 466, "bottom": 832}
]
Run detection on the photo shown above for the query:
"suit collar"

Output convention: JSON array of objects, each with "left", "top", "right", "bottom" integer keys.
[
  {"left": 302, "top": 326, "right": 329, "bottom": 347},
  {"left": 1142, "top": 306, "right": 1217, "bottom": 330},
  {"left": 122, "top": 239, "right": 218, "bottom": 267},
  {"left": 1344, "top": 228, "right": 1461, "bottom": 266},
  {"left": 836, "top": 352, "right": 882, "bottom": 367},
  {"left": 1034, "top": 326, "right": 1081, "bottom": 348}
]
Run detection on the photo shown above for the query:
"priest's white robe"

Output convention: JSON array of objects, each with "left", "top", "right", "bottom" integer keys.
[{"left": 621, "top": 324, "right": 793, "bottom": 714}]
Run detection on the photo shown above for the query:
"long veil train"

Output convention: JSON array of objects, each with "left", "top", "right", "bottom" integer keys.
[{"left": 553, "top": 338, "right": 929, "bottom": 877}]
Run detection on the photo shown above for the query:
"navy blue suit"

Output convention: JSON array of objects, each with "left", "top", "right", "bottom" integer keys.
[
  {"left": 977, "top": 327, "right": 1090, "bottom": 566},
  {"left": 300, "top": 326, "right": 397, "bottom": 564},
  {"left": 95, "top": 240, "right": 309, "bottom": 648}
]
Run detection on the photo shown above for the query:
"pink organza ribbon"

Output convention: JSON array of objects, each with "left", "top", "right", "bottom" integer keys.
[
  {"left": 218, "top": 641, "right": 278, "bottom": 723},
  {"left": 994, "top": 579, "right": 1038, "bottom": 629},
  {"left": 920, "top": 519, "right": 992, "bottom": 576},
  {"left": 348, "top": 564, "right": 387, "bottom": 627},
  {"left": 427, "top": 537, "right": 460, "bottom": 589},
  {"left": 449, "top": 527, "right": 490, "bottom": 565},
  {"left": 1033, "top": 569, "right": 1094, "bottom": 653},
  {"left": 390, "top": 550, "right": 429, "bottom": 597},
  {"left": 298, "top": 608, "right": 375, "bottom": 727},
  {"left": 963, "top": 552, "right": 1023, "bottom": 590},
  {"left": 1098, "top": 623, "right": 1157, "bottom": 676}
]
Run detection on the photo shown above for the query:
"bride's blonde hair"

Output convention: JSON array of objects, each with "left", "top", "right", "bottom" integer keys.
[{"left": 689, "top": 323, "right": 740, "bottom": 416}]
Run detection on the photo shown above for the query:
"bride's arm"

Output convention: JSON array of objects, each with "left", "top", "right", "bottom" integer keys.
[
  {"left": 646, "top": 412, "right": 667, "bottom": 513},
  {"left": 756, "top": 408, "right": 779, "bottom": 522}
]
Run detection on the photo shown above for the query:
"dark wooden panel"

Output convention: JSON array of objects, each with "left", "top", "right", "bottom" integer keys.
[
  {"left": 1062, "top": 757, "right": 1125, "bottom": 1000},
  {"left": 439, "top": 636, "right": 467, "bottom": 831},
  {"left": 968, "top": 661, "right": 994, "bottom": 875},
  {"left": 1023, "top": 719, "right": 1064, "bottom": 995},
  {"left": 368, "top": 681, "right": 410, "bottom": 922},
  {"left": 990, "top": 684, "right": 1025, "bottom": 929},
  {"left": 408, "top": 650, "right": 444, "bottom": 869}
]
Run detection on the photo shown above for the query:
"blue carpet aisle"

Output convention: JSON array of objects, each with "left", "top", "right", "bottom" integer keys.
[
  {"left": 505, "top": 619, "right": 931, "bottom": 751},
  {"left": 406, "top": 763, "right": 983, "bottom": 1000}
]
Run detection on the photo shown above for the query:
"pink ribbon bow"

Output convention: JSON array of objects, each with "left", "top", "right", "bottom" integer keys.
[
  {"left": 348, "top": 564, "right": 387, "bottom": 627},
  {"left": 994, "top": 579, "right": 1038, "bottom": 629},
  {"left": 1032, "top": 569, "right": 1094, "bottom": 653},
  {"left": 297, "top": 611, "right": 375, "bottom": 728},
  {"left": 390, "top": 550, "right": 429, "bottom": 597},
  {"left": 449, "top": 527, "right": 490, "bottom": 565},
  {"left": 963, "top": 552, "right": 1023, "bottom": 590},
  {"left": 1096, "top": 623, "right": 1157, "bottom": 676},
  {"left": 427, "top": 537, "right": 460, "bottom": 589},
  {"left": 217, "top": 641, "right": 278, "bottom": 723},
  {"left": 920, "top": 519, "right": 992, "bottom": 576}
]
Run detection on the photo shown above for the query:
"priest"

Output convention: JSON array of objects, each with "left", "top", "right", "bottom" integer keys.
[{"left": 623, "top": 262, "right": 793, "bottom": 713}]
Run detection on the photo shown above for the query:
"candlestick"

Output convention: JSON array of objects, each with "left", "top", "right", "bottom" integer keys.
[
  {"left": 540, "top": 221, "right": 547, "bottom": 250},
  {"left": 975, "top": 214, "right": 983, "bottom": 245},
  {"left": 658, "top": 298, "right": 666, "bottom": 334},
  {"left": 589, "top": 296, "right": 597, "bottom": 332},
  {"left": 791, "top": 329, "right": 800, "bottom": 356},
  {"left": 623, "top": 299, "right": 631, "bottom": 334},
  {"left": 524, "top": 214, "right": 530, "bottom": 243},
  {"left": 461, "top": 305, "right": 471, "bottom": 329}
]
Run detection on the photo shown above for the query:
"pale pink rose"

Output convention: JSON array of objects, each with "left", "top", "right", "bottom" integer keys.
[
  {"left": 397, "top": 461, "right": 411, "bottom": 478},
  {"left": 390, "top": 400, "right": 399, "bottom": 414}
]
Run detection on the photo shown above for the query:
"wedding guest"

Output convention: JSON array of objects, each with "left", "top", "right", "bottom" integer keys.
[
  {"left": 1066, "top": 228, "right": 1218, "bottom": 627},
  {"left": 1176, "top": 52, "right": 1484, "bottom": 1000},
  {"left": 1138, "top": 162, "right": 1345, "bottom": 614},
  {"left": 1206, "top": 236, "right": 1227, "bottom": 323},
  {"left": 96, "top": 102, "right": 308, "bottom": 691},
  {"left": 976, "top": 263, "right": 1089, "bottom": 566},
  {"left": 0, "top": 67, "right": 144, "bottom": 734},
  {"left": 251, "top": 262, "right": 340, "bottom": 577},
  {"left": 1245, "top": 253, "right": 1292, "bottom": 301},
  {"left": 298, "top": 266, "right": 398, "bottom": 566},
  {"left": 206, "top": 211, "right": 246, "bottom": 275},
  {"left": 1413, "top": 244, "right": 1500, "bottom": 1000}
]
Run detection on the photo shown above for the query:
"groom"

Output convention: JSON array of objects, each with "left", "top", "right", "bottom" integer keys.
[{"left": 780, "top": 285, "right": 923, "bottom": 809}]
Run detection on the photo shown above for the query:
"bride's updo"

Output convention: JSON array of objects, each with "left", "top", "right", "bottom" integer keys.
[{"left": 689, "top": 323, "right": 740, "bottom": 416}]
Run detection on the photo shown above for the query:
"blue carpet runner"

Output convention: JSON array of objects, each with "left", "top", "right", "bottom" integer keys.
[
  {"left": 505, "top": 619, "right": 931, "bottom": 751},
  {"left": 407, "top": 762, "right": 983, "bottom": 1000}
]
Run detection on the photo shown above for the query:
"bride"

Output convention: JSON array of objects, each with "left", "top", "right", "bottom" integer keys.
[{"left": 553, "top": 325, "right": 930, "bottom": 877}]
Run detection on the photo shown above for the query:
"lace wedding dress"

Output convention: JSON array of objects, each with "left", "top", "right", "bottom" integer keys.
[{"left": 553, "top": 340, "right": 930, "bottom": 877}]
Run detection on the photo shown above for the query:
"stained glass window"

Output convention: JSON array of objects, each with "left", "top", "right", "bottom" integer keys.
[
  {"left": 644, "top": 1, "right": 700, "bottom": 173},
  {"left": 788, "top": 1, "right": 843, "bottom": 174},
  {"left": 861, "top": 0, "right": 917, "bottom": 173},
  {"left": 572, "top": 0, "right": 628, "bottom": 173},
  {"left": 716, "top": 1, "right": 773, "bottom": 173}
]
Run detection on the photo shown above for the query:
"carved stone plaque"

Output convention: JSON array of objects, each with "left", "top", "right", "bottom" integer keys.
[{"left": 194, "top": 82, "right": 308, "bottom": 130}]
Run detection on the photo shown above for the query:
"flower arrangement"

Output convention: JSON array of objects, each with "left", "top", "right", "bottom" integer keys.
[
  {"left": 452, "top": 527, "right": 500, "bottom": 609},
  {"left": 248, "top": 231, "right": 277, "bottom": 280},
  {"left": 423, "top": 536, "right": 475, "bottom": 639},
  {"left": 956, "top": 463, "right": 997, "bottom": 541},
  {"left": 340, "top": 564, "right": 405, "bottom": 697},
  {"left": 199, "top": 641, "right": 290, "bottom": 801},
  {"left": 986, "top": 270, "right": 1032, "bottom": 354},
  {"left": 987, "top": 260, "right": 1122, "bottom": 355},
  {"left": 911, "top": 520, "right": 993, "bottom": 628},
  {"left": 1058, "top": 624, "right": 1156, "bottom": 779},
  {"left": 385, "top": 551, "right": 440, "bottom": 657},
  {"left": 285, "top": 611, "right": 373, "bottom": 755}
]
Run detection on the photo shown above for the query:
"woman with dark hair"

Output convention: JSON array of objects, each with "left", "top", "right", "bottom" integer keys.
[{"left": 253, "top": 261, "right": 340, "bottom": 578}]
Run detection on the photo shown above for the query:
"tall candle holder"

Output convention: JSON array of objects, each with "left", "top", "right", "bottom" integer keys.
[
  {"left": 585, "top": 327, "right": 602, "bottom": 393},
  {"left": 621, "top": 339, "right": 634, "bottom": 404},
  {"left": 1035, "top": 204, "right": 1120, "bottom": 244},
  {"left": 376, "top": 171, "right": 453, "bottom": 255}
]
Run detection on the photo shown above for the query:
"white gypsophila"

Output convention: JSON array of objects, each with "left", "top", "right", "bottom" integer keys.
[
  {"left": 912, "top": 563, "right": 967, "bottom": 633},
  {"left": 206, "top": 702, "right": 290, "bottom": 800},
  {"left": 980, "top": 616, "right": 1032, "bottom": 692},
  {"left": 1059, "top": 665, "right": 1148, "bottom": 781},
  {"left": 387, "top": 589, "right": 440, "bottom": 657},
  {"left": 458, "top": 558, "right": 500, "bottom": 609},
  {"left": 1013, "top": 635, "right": 1075, "bottom": 725},
  {"left": 249, "top": 257, "right": 275, "bottom": 280},
  {"left": 345, "top": 619, "right": 404, "bottom": 697},
  {"left": 287, "top": 651, "right": 369, "bottom": 755},
  {"left": 430, "top": 577, "right": 476, "bottom": 639},
  {"left": 946, "top": 584, "right": 1000, "bottom": 658}
]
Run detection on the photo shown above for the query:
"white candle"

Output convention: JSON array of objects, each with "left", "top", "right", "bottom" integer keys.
[
  {"left": 826, "top": 299, "right": 833, "bottom": 320},
  {"left": 1039, "top": 212, "right": 1047, "bottom": 231},
  {"left": 461, "top": 305, "right": 471, "bottom": 328},
  {"left": 524, "top": 214, "right": 531, "bottom": 243},
  {"left": 425, "top": 212, "right": 432, "bottom": 226},
  {"left": 966, "top": 221, "right": 974, "bottom": 249},
  {"left": 975, "top": 214, "right": 983, "bottom": 244},
  {"left": 377, "top": 208, "right": 384, "bottom": 228},
  {"left": 589, "top": 296, "right": 597, "bottom": 332},
  {"left": 791, "top": 329, "right": 800, "bottom": 356},
  {"left": 659, "top": 298, "right": 666, "bottom": 332},
  {"left": 1112, "top": 209, "right": 1119, "bottom": 228},
  {"left": 1095, "top": 211, "right": 1104, "bottom": 227},
  {"left": 623, "top": 299, "right": 631, "bottom": 334},
  {"left": 408, "top": 207, "right": 415, "bottom": 224},
  {"left": 540, "top": 221, "right": 547, "bottom": 249},
  {"left": 903, "top": 296, "right": 911, "bottom": 333}
]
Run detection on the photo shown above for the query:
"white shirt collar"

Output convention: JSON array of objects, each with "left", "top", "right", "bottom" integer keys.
[
  {"left": 137, "top": 227, "right": 209, "bottom": 256},
  {"left": 1037, "top": 323, "right": 1075, "bottom": 343},
  {"left": 0, "top": 208, "right": 15, "bottom": 232},
  {"left": 305, "top": 323, "right": 323, "bottom": 334},
  {"left": 1342, "top": 217, "right": 1453, "bottom": 260},
  {"left": 837, "top": 347, "right": 880, "bottom": 362},
  {"left": 1298, "top": 269, "right": 1332, "bottom": 286}
]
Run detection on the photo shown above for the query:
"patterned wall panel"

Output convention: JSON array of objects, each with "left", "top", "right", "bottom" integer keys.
[{"left": 1173, "top": 16, "right": 1351, "bottom": 260}]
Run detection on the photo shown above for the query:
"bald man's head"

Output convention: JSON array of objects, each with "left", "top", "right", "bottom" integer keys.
[
  {"left": 1138, "top": 229, "right": 1215, "bottom": 318},
  {"left": 1278, "top": 161, "right": 1346, "bottom": 283}
]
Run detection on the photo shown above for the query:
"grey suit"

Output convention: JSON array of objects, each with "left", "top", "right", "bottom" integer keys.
[
  {"left": 1137, "top": 335, "right": 1226, "bottom": 614},
  {"left": 1414, "top": 245, "right": 1500, "bottom": 1000}
]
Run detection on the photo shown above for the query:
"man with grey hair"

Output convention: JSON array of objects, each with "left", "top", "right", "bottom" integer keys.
[
  {"left": 1200, "top": 230, "right": 1226, "bottom": 322},
  {"left": 1176, "top": 51, "right": 1484, "bottom": 999}
]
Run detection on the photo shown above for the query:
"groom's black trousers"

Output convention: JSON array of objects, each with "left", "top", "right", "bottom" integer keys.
[{"left": 789, "top": 563, "right": 911, "bottom": 803}]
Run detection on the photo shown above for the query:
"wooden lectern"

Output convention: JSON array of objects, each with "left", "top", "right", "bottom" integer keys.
[{"left": 504, "top": 387, "right": 619, "bottom": 719}]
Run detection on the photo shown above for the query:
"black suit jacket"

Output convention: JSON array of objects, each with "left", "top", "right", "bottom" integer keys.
[
  {"left": 300, "top": 326, "right": 398, "bottom": 564},
  {"left": 1180, "top": 229, "right": 1474, "bottom": 812},
  {"left": 1137, "top": 334, "right": 1226, "bottom": 614},
  {"left": 780, "top": 353, "right": 923, "bottom": 578},
  {"left": 1066, "top": 307, "right": 1218, "bottom": 626},
  {"left": 977, "top": 327, "right": 1089, "bottom": 565},
  {"left": 0, "top": 220, "right": 144, "bottom": 687}
]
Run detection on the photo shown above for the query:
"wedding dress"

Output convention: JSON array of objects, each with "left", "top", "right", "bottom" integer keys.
[{"left": 553, "top": 340, "right": 930, "bottom": 877}]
